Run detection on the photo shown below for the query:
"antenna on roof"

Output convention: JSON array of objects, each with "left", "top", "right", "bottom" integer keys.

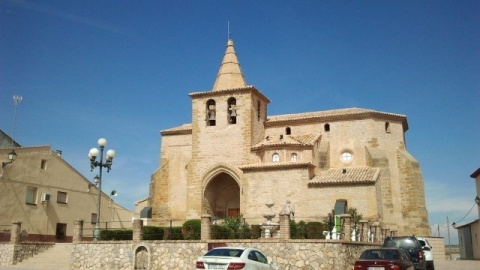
[
  {"left": 12, "top": 95, "right": 22, "bottom": 147},
  {"left": 228, "top": 21, "right": 231, "bottom": 40}
]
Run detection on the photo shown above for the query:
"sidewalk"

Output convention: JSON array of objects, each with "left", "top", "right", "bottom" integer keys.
[{"left": 435, "top": 260, "right": 480, "bottom": 270}]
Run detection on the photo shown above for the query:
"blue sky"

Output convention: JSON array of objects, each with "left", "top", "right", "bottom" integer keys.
[{"left": 1, "top": 1, "right": 478, "bottom": 244}]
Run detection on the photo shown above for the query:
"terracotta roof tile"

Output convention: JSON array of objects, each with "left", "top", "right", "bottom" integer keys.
[
  {"left": 265, "top": 107, "right": 408, "bottom": 130},
  {"left": 161, "top": 124, "right": 192, "bottom": 135},
  {"left": 309, "top": 167, "right": 380, "bottom": 186},
  {"left": 239, "top": 161, "right": 314, "bottom": 171},
  {"left": 252, "top": 133, "right": 320, "bottom": 150}
]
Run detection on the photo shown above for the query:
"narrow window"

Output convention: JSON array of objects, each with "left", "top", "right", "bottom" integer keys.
[
  {"left": 26, "top": 187, "right": 38, "bottom": 204},
  {"left": 286, "top": 127, "right": 291, "bottom": 135},
  {"left": 228, "top": 97, "right": 237, "bottom": 124},
  {"left": 272, "top": 153, "right": 280, "bottom": 162},
  {"left": 206, "top": 99, "right": 216, "bottom": 126},
  {"left": 257, "top": 101, "right": 261, "bottom": 121},
  {"left": 41, "top": 159, "right": 47, "bottom": 170},
  {"left": 324, "top": 123, "right": 330, "bottom": 132},
  {"left": 385, "top": 122, "right": 391, "bottom": 133},
  {"left": 291, "top": 153, "right": 297, "bottom": 162},
  {"left": 57, "top": 191, "right": 68, "bottom": 204}
]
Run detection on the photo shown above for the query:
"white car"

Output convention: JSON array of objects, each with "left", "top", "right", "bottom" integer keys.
[
  {"left": 416, "top": 237, "right": 434, "bottom": 270},
  {"left": 195, "top": 247, "right": 279, "bottom": 270}
]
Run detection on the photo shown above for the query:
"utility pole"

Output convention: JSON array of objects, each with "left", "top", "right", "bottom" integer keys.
[
  {"left": 447, "top": 216, "right": 452, "bottom": 259},
  {"left": 12, "top": 95, "right": 22, "bottom": 146}
]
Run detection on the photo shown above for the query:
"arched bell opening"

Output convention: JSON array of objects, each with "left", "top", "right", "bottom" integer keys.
[{"left": 204, "top": 172, "right": 240, "bottom": 219}]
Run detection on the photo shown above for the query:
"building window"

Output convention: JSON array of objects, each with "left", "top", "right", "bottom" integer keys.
[
  {"left": 57, "top": 191, "right": 68, "bottom": 204},
  {"left": 55, "top": 223, "right": 67, "bottom": 240},
  {"left": 324, "top": 123, "right": 330, "bottom": 132},
  {"left": 272, "top": 153, "right": 280, "bottom": 162},
  {"left": 334, "top": 199, "right": 347, "bottom": 215},
  {"left": 26, "top": 186, "right": 38, "bottom": 205},
  {"left": 257, "top": 101, "right": 261, "bottom": 121},
  {"left": 341, "top": 151, "right": 353, "bottom": 163},
  {"left": 291, "top": 153, "right": 297, "bottom": 162},
  {"left": 286, "top": 127, "right": 291, "bottom": 135},
  {"left": 206, "top": 99, "right": 216, "bottom": 126},
  {"left": 91, "top": 213, "right": 98, "bottom": 224},
  {"left": 228, "top": 97, "right": 237, "bottom": 124},
  {"left": 385, "top": 122, "right": 391, "bottom": 133},
  {"left": 41, "top": 159, "right": 47, "bottom": 170}
]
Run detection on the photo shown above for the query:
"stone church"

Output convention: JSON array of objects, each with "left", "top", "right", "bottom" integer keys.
[{"left": 149, "top": 39, "right": 430, "bottom": 236}]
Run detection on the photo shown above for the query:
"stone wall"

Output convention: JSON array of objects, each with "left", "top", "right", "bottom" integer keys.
[
  {"left": 71, "top": 240, "right": 380, "bottom": 270},
  {"left": 0, "top": 242, "right": 53, "bottom": 266},
  {"left": 0, "top": 243, "right": 14, "bottom": 266}
]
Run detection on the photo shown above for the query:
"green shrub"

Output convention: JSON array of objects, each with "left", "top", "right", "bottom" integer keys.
[
  {"left": 99, "top": 229, "right": 132, "bottom": 241},
  {"left": 211, "top": 225, "right": 235, "bottom": 239},
  {"left": 182, "top": 219, "right": 201, "bottom": 240},
  {"left": 250, "top": 225, "right": 261, "bottom": 239},
  {"left": 290, "top": 220, "right": 297, "bottom": 239},
  {"left": 164, "top": 226, "right": 183, "bottom": 240},
  {"left": 291, "top": 220, "right": 307, "bottom": 239},
  {"left": 143, "top": 226, "right": 165, "bottom": 240},
  {"left": 306, "top": 222, "right": 325, "bottom": 239}
]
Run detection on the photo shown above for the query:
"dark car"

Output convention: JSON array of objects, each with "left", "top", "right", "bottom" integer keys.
[
  {"left": 383, "top": 236, "right": 426, "bottom": 270},
  {"left": 354, "top": 248, "right": 414, "bottom": 270}
]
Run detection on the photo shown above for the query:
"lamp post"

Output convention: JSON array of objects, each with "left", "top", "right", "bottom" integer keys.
[
  {"left": 2, "top": 150, "right": 17, "bottom": 167},
  {"left": 88, "top": 138, "right": 115, "bottom": 241}
]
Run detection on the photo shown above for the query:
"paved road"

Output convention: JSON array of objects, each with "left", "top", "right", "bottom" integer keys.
[{"left": 1, "top": 260, "right": 479, "bottom": 270}]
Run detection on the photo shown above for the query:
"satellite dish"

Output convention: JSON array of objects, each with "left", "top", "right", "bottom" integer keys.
[{"left": 110, "top": 190, "right": 117, "bottom": 197}]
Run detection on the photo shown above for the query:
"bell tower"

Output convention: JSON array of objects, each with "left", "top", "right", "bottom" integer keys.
[{"left": 185, "top": 39, "right": 270, "bottom": 218}]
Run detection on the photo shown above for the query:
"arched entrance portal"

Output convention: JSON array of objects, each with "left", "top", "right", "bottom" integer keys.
[{"left": 204, "top": 172, "right": 240, "bottom": 218}]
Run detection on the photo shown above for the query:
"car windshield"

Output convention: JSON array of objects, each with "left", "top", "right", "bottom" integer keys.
[
  {"left": 385, "top": 238, "right": 417, "bottom": 249},
  {"left": 204, "top": 248, "right": 244, "bottom": 257},
  {"left": 361, "top": 249, "right": 399, "bottom": 260}
]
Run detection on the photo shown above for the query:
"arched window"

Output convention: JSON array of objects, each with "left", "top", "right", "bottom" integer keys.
[
  {"left": 291, "top": 153, "right": 297, "bottom": 162},
  {"left": 272, "top": 153, "right": 280, "bottom": 162},
  {"left": 385, "top": 122, "right": 391, "bottom": 133},
  {"left": 228, "top": 98, "right": 237, "bottom": 124},
  {"left": 324, "top": 123, "right": 330, "bottom": 132},
  {"left": 286, "top": 127, "right": 291, "bottom": 135},
  {"left": 206, "top": 99, "right": 216, "bottom": 126}
]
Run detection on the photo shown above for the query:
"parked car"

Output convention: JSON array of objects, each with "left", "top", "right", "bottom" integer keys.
[
  {"left": 383, "top": 236, "right": 426, "bottom": 270},
  {"left": 195, "top": 247, "right": 279, "bottom": 270},
  {"left": 354, "top": 248, "right": 415, "bottom": 270},
  {"left": 416, "top": 237, "right": 434, "bottom": 270}
]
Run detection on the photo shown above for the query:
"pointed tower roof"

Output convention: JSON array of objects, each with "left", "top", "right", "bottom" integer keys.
[{"left": 212, "top": 39, "right": 247, "bottom": 91}]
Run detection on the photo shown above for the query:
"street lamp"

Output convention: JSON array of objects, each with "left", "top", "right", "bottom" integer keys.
[
  {"left": 88, "top": 138, "right": 116, "bottom": 241},
  {"left": 2, "top": 150, "right": 17, "bottom": 167}
]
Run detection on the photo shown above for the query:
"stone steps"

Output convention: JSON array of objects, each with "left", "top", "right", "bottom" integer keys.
[{"left": 13, "top": 243, "right": 72, "bottom": 270}]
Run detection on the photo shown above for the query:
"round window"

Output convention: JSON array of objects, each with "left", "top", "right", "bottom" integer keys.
[{"left": 341, "top": 151, "right": 353, "bottom": 163}]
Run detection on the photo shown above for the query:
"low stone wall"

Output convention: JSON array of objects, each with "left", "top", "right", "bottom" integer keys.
[
  {"left": 0, "top": 243, "right": 14, "bottom": 265},
  {"left": 14, "top": 242, "right": 54, "bottom": 264},
  {"left": 0, "top": 242, "right": 54, "bottom": 265},
  {"left": 71, "top": 240, "right": 380, "bottom": 270}
]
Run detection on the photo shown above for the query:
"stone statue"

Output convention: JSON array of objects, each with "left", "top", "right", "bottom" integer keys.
[{"left": 280, "top": 200, "right": 295, "bottom": 220}]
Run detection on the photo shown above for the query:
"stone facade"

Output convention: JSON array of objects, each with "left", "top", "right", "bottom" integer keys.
[
  {"left": 149, "top": 39, "right": 430, "bottom": 236},
  {"left": 70, "top": 240, "right": 379, "bottom": 270}
]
